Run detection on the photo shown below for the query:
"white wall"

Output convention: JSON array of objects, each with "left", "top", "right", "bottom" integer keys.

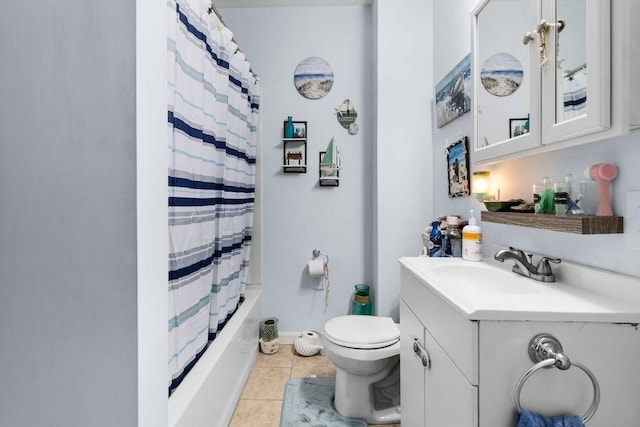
[
  {"left": 137, "top": 0, "right": 170, "bottom": 426},
  {"left": 220, "top": 5, "right": 374, "bottom": 331},
  {"left": 431, "top": 0, "right": 478, "bottom": 246},
  {"left": 0, "top": 1, "right": 167, "bottom": 425},
  {"left": 221, "top": 1, "right": 433, "bottom": 328},
  {"left": 374, "top": 0, "right": 434, "bottom": 319},
  {"left": 433, "top": 1, "right": 640, "bottom": 278}
]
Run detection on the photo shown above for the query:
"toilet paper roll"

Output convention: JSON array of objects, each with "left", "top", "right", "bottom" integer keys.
[{"left": 308, "top": 259, "right": 325, "bottom": 277}]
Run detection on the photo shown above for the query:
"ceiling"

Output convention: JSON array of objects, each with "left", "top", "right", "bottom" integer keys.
[{"left": 214, "top": 0, "right": 372, "bottom": 7}]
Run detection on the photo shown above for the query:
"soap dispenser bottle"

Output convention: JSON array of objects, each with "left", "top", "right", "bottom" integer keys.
[{"left": 462, "top": 210, "right": 482, "bottom": 261}]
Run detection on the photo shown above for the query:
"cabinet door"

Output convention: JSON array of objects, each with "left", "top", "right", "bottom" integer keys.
[
  {"left": 400, "top": 301, "right": 426, "bottom": 427},
  {"left": 472, "top": 0, "right": 541, "bottom": 162},
  {"left": 541, "top": 0, "right": 611, "bottom": 144},
  {"left": 424, "top": 326, "right": 478, "bottom": 427}
]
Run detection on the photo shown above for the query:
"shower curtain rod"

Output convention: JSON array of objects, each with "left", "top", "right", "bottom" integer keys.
[
  {"left": 563, "top": 63, "right": 587, "bottom": 79},
  {"left": 207, "top": 2, "right": 224, "bottom": 23},
  {"left": 207, "top": 2, "right": 259, "bottom": 80}
]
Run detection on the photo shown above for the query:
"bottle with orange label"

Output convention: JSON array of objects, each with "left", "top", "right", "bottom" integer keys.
[{"left": 462, "top": 210, "right": 482, "bottom": 261}]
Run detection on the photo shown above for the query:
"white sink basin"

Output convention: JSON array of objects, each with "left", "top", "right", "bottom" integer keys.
[
  {"left": 399, "top": 255, "right": 640, "bottom": 322},
  {"left": 429, "top": 261, "right": 540, "bottom": 295}
]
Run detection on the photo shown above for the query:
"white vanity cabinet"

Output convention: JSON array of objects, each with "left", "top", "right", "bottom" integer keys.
[
  {"left": 472, "top": 0, "right": 639, "bottom": 163},
  {"left": 399, "top": 301, "right": 427, "bottom": 426},
  {"left": 399, "top": 257, "right": 640, "bottom": 426},
  {"left": 400, "top": 301, "right": 478, "bottom": 427}
]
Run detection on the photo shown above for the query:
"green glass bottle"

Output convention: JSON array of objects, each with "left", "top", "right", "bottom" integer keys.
[
  {"left": 352, "top": 284, "right": 372, "bottom": 315},
  {"left": 285, "top": 116, "right": 294, "bottom": 138}
]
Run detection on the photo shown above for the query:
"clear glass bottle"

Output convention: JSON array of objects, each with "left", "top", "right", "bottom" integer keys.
[
  {"left": 554, "top": 179, "right": 569, "bottom": 216},
  {"left": 445, "top": 216, "right": 462, "bottom": 257},
  {"left": 534, "top": 176, "right": 554, "bottom": 214}
]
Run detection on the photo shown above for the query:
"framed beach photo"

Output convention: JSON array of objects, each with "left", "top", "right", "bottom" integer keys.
[
  {"left": 435, "top": 53, "right": 472, "bottom": 128},
  {"left": 509, "top": 117, "right": 529, "bottom": 138},
  {"left": 446, "top": 136, "right": 470, "bottom": 198}
]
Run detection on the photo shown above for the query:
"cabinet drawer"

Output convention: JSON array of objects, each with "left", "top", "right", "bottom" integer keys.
[{"left": 401, "top": 265, "right": 478, "bottom": 384}]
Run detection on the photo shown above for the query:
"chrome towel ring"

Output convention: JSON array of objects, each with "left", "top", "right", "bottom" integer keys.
[{"left": 514, "top": 334, "right": 601, "bottom": 424}]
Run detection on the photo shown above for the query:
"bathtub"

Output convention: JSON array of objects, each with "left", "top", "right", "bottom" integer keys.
[{"left": 169, "top": 284, "right": 262, "bottom": 427}]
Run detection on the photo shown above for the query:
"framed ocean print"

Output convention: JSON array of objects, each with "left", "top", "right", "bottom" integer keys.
[
  {"left": 446, "top": 136, "right": 470, "bottom": 198},
  {"left": 294, "top": 57, "right": 334, "bottom": 100},
  {"left": 435, "top": 53, "right": 472, "bottom": 128}
]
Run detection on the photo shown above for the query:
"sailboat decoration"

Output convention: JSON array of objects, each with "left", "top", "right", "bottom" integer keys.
[
  {"left": 335, "top": 99, "right": 359, "bottom": 135},
  {"left": 319, "top": 137, "right": 341, "bottom": 187}
]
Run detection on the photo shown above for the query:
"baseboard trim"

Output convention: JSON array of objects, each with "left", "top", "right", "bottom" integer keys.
[{"left": 277, "top": 332, "right": 299, "bottom": 345}]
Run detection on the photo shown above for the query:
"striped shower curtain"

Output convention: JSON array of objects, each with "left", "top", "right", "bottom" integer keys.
[{"left": 167, "top": 0, "right": 260, "bottom": 394}]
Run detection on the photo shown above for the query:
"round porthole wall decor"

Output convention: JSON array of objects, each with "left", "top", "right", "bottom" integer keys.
[
  {"left": 294, "top": 56, "right": 334, "bottom": 100},
  {"left": 480, "top": 52, "right": 523, "bottom": 97}
]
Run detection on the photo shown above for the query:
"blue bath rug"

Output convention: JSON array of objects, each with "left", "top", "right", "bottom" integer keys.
[{"left": 280, "top": 377, "right": 368, "bottom": 427}]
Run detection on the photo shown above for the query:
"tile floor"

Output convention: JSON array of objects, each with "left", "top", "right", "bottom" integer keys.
[{"left": 229, "top": 344, "right": 401, "bottom": 427}]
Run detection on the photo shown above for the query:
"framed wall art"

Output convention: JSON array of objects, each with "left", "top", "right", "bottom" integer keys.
[
  {"left": 294, "top": 57, "right": 334, "bottom": 100},
  {"left": 446, "top": 136, "right": 470, "bottom": 198},
  {"left": 509, "top": 117, "right": 529, "bottom": 138},
  {"left": 480, "top": 52, "right": 523, "bottom": 97},
  {"left": 435, "top": 53, "right": 472, "bottom": 128}
]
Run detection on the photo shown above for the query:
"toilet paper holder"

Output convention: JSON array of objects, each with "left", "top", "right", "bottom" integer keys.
[
  {"left": 308, "top": 249, "right": 329, "bottom": 277},
  {"left": 311, "top": 249, "right": 330, "bottom": 312},
  {"left": 312, "top": 248, "right": 329, "bottom": 264}
]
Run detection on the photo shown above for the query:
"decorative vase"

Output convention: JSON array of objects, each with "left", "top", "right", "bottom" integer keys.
[
  {"left": 259, "top": 317, "right": 280, "bottom": 354},
  {"left": 351, "top": 284, "right": 373, "bottom": 315},
  {"left": 294, "top": 330, "right": 323, "bottom": 357},
  {"left": 285, "top": 116, "right": 294, "bottom": 138}
]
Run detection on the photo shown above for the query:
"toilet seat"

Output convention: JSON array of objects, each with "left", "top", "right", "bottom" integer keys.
[{"left": 324, "top": 315, "right": 399, "bottom": 349}]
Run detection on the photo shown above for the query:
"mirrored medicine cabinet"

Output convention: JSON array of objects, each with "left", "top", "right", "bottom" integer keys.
[{"left": 472, "top": 0, "right": 639, "bottom": 164}]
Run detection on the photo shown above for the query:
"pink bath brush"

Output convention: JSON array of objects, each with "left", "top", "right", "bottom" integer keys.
[{"left": 585, "top": 163, "right": 618, "bottom": 216}]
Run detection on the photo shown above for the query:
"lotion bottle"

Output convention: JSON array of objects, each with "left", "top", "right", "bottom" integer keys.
[{"left": 462, "top": 210, "right": 482, "bottom": 261}]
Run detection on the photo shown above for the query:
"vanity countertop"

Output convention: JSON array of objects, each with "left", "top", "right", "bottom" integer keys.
[{"left": 399, "top": 256, "right": 640, "bottom": 323}]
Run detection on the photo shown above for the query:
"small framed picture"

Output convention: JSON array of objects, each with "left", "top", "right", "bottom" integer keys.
[
  {"left": 446, "top": 136, "right": 470, "bottom": 198},
  {"left": 509, "top": 117, "right": 529, "bottom": 138}
]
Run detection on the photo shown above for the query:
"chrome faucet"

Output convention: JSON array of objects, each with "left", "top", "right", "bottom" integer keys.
[{"left": 494, "top": 247, "right": 561, "bottom": 282}]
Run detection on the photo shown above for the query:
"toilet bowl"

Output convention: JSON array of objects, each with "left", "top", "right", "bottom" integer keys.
[{"left": 323, "top": 315, "right": 401, "bottom": 424}]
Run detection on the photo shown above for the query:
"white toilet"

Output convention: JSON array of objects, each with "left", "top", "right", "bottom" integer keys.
[{"left": 322, "top": 315, "right": 401, "bottom": 424}]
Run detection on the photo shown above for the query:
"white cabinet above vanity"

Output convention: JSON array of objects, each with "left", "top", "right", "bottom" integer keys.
[
  {"left": 472, "top": 0, "right": 640, "bottom": 163},
  {"left": 399, "top": 256, "right": 640, "bottom": 426}
]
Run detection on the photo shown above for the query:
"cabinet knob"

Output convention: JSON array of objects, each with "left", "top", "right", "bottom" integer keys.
[
  {"left": 413, "top": 339, "right": 431, "bottom": 368},
  {"left": 522, "top": 31, "right": 535, "bottom": 45}
]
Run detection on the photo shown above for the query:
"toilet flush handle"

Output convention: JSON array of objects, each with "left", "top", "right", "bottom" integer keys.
[{"left": 413, "top": 339, "right": 431, "bottom": 368}]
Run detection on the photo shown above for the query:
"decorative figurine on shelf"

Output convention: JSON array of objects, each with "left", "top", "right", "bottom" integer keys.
[{"left": 287, "top": 151, "right": 303, "bottom": 165}]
